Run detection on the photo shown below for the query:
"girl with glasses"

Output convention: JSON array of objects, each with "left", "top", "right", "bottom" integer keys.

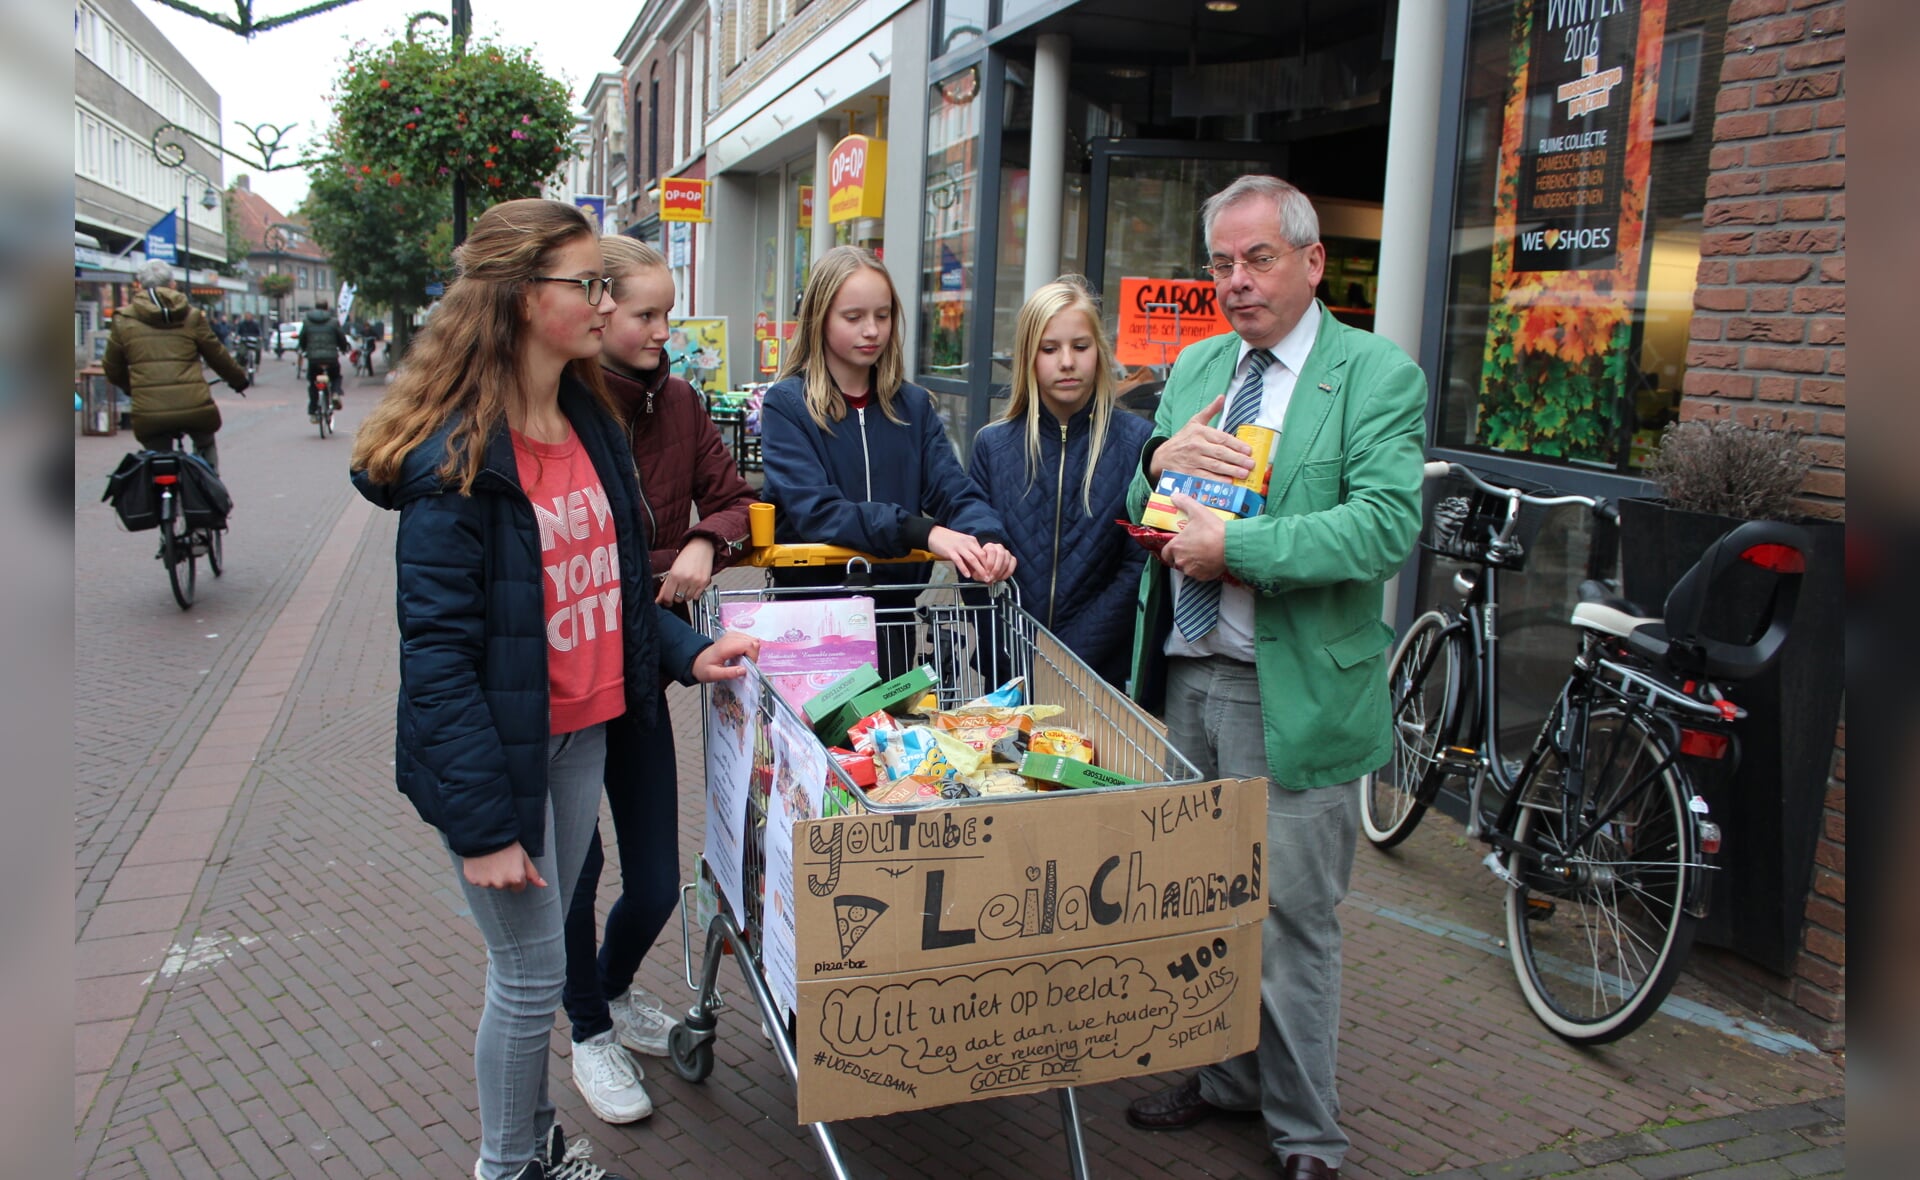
[{"left": 351, "top": 199, "right": 757, "bottom": 1180}]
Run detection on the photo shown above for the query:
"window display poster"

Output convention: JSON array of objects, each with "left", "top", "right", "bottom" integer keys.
[
  {"left": 761, "top": 711, "right": 829, "bottom": 1024},
  {"left": 1476, "top": 0, "right": 1666, "bottom": 463},
  {"left": 668, "top": 317, "right": 729, "bottom": 395},
  {"left": 702, "top": 667, "right": 759, "bottom": 921}
]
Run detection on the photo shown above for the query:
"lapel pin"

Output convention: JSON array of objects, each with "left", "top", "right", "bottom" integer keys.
[{"left": 1318, "top": 382, "right": 1334, "bottom": 393}]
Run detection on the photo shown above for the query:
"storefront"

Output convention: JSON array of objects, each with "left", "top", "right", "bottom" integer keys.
[
  {"left": 916, "top": 0, "right": 1742, "bottom": 735},
  {"left": 700, "top": 2, "right": 931, "bottom": 390}
]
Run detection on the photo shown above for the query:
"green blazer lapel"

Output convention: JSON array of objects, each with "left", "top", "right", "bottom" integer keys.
[{"left": 1266, "top": 306, "right": 1351, "bottom": 510}]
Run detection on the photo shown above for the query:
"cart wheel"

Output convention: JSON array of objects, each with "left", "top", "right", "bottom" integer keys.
[{"left": 667, "top": 1022, "right": 714, "bottom": 1083}]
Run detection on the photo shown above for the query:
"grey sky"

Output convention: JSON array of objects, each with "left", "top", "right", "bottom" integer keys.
[{"left": 138, "top": 0, "right": 630, "bottom": 216}]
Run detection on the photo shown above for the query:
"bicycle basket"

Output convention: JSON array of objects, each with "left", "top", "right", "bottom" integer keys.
[{"left": 1420, "top": 468, "right": 1552, "bottom": 571}]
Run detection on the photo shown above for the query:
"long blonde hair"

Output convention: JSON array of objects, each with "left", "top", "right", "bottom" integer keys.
[
  {"left": 998, "top": 279, "right": 1119, "bottom": 515},
  {"left": 351, "top": 199, "right": 614, "bottom": 493},
  {"left": 777, "top": 245, "right": 905, "bottom": 430},
  {"left": 601, "top": 234, "right": 668, "bottom": 304}
]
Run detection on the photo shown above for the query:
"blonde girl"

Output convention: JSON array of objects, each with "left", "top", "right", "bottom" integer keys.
[{"left": 967, "top": 279, "right": 1153, "bottom": 686}]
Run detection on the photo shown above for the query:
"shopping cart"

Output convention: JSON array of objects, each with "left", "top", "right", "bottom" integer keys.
[{"left": 671, "top": 505, "right": 1212, "bottom": 1179}]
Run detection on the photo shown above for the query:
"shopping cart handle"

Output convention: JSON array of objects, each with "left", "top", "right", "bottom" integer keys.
[
  {"left": 742, "top": 503, "right": 938, "bottom": 567},
  {"left": 742, "top": 543, "right": 939, "bottom": 568}
]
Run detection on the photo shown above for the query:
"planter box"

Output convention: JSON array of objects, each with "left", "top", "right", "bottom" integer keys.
[{"left": 1617, "top": 499, "right": 1844, "bottom": 975}]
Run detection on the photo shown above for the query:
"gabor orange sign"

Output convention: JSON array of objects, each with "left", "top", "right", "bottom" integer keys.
[
  {"left": 660, "top": 177, "right": 710, "bottom": 223},
  {"left": 1114, "top": 277, "right": 1233, "bottom": 366},
  {"left": 827, "top": 135, "right": 887, "bottom": 223}
]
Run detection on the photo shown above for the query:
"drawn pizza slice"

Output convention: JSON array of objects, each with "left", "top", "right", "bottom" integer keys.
[{"left": 833, "top": 895, "right": 888, "bottom": 959}]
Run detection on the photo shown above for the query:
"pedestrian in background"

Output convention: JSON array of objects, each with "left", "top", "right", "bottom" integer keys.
[
  {"left": 102, "top": 258, "right": 249, "bottom": 472},
  {"left": 1120, "top": 175, "right": 1426, "bottom": 1180},
  {"left": 555, "top": 235, "right": 759, "bottom": 1126},
  {"left": 760, "top": 245, "right": 1014, "bottom": 673},
  {"left": 967, "top": 278, "right": 1151, "bottom": 687},
  {"left": 350, "top": 198, "right": 757, "bottom": 1180}
]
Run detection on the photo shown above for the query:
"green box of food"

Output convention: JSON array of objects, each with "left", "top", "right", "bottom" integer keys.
[
  {"left": 802, "top": 663, "right": 881, "bottom": 733},
  {"left": 821, "top": 664, "right": 939, "bottom": 740},
  {"left": 1018, "top": 752, "right": 1140, "bottom": 789}
]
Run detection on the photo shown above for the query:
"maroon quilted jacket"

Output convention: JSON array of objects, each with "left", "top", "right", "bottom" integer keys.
[{"left": 603, "top": 364, "right": 759, "bottom": 586}]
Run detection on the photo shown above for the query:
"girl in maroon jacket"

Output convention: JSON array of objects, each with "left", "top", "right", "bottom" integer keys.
[{"left": 559, "top": 237, "right": 759, "bottom": 1124}]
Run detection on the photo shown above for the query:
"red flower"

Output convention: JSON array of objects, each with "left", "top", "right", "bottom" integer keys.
[
  {"left": 388, "top": 171, "right": 405, "bottom": 186},
  {"left": 406, "top": 122, "right": 417, "bottom": 130},
  {"left": 483, "top": 160, "right": 494, "bottom": 168},
  {"left": 378, "top": 78, "right": 391, "bottom": 89},
  {"left": 360, "top": 164, "right": 373, "bottom": 174}
]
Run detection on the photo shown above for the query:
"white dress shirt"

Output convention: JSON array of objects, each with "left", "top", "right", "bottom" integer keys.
[{"left": 1166, "top": 301, "right": 1322, "bottom": 663}]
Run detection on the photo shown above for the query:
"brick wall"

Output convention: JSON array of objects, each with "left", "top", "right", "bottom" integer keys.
[
  {"left": 1681, "top": 0, "right": 1845, "bottom": 1049},
  {"left": 717, "top": 0, "right": 863, "bottom": 109}
]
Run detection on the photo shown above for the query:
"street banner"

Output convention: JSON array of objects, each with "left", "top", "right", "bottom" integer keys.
[
  {"left": 143, "top": 211, "right": 179, "bottom": 265},
  {"left": 337, "top": 282, "right": 356, "bottom": 325},
  {"left": 1475, "top": 0, "right": 1667, "bottom": 462},
  {"left": 573, "top": 195, "right": 607, "bottom": 233}
]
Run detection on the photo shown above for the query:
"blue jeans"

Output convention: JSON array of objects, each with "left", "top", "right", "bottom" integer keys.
[
  {"left": 1163, "top": 657, "right": 1360, "bottom": 1171},
  {"left": 562, "top": 694, "right": 681, "bottom": 1042},
  {"left": 448, "top": 725, "right": 606, "bottom": 1180}
]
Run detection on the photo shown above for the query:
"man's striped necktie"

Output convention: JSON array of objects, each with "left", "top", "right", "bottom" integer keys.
[{"left": 1171, "top": 348, "right": 1274, "bottom": 642}]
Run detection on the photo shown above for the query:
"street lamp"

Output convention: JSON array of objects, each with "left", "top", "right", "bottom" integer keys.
[
  {"left": 263, "top": 221, "right": 305, "bottom": 349},
  {"left": 180, "top": 169, "right": 220, "bottom": 301}
]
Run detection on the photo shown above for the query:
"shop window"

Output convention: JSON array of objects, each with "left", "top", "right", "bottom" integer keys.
[
  {"left": 920, "top": 66, "right": 984, "bottom": 390},
  {"left": 937, "top": 0, "right": 987, "bottom": 58},
  {"left": 1653, "top": 29, "right": 1703, "bottom": 140},
  {"left": 1433, "top": 0, "right": 1728, "bottom": 473}
]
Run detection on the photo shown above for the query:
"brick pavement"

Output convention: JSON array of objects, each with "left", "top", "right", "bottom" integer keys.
[{"left": 76, "top": 363, "right": 1842, "bottom": 1178}]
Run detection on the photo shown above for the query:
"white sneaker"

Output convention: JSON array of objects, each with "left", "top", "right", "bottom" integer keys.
[
  {"left": 608, "top": 988, "right": 674, "bottom": 1057},
  {"left": 569, "top": 1032, "right": 653, "bottom": 1124}
]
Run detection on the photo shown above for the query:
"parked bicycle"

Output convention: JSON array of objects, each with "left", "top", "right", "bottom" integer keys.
[{"left": 1359, "top": 460, "right": 1809, "bottom": 1043}]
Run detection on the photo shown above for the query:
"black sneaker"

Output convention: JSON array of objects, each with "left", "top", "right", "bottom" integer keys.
[{"left": 483, "top": 1133, "right": 626, "bottom": 1180}]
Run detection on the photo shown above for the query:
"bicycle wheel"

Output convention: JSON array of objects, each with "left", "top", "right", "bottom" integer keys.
[
  {"left": 206, "top": 527, "right": 224, "bottom": 577},
  {"left": 317, "top": 397, "right": 333, "bottom": 439},
  {"left": 1504, "top": 707, "right": 1696, "bottom": 1043},
  {"left": 1360, "top": 610, "right": 1461, "bottom": 848},
  {"left": 161, "top": 511, "right": 196, "bottom": 609}
]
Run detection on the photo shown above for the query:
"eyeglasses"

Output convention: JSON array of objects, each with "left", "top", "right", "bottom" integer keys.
[
  {"left": 1201, "top": 245, "right": 1304, "bottom": 280},
  {"left": 531, "top": 275, "right": 615, "bottom": 305}
]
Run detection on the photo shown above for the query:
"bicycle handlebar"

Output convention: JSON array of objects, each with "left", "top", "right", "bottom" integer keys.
[{"left": 1423, "top": 459, "right": 1607, "bottom": 514}]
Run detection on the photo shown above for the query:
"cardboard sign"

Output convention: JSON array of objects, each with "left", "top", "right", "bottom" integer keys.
[
  {"left": 792, "top": 778, "right": 1265, "bottom": 980},
  {"left": 1115, "top": 277, "right": 1233, "bottom": 366},
  {"left": 827, "top": 134, "right": 887, "bottom": 223},
  {"left": 660, "top": 177, "right": 711, "bottom": 223},
  {"left": 795, "top": 922, "right": 1262, "bottom": 1122}
]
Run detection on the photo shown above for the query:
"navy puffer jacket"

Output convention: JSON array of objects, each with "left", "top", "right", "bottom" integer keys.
[
  {"left": 760, "top": 375, "right": 1006, "bottom": 587},
  {"left": 352, "top": 378, "right": 711, "bottom": 858},
  {"left": 968, "top": 404, "right": 1153, "bottom": 688}
]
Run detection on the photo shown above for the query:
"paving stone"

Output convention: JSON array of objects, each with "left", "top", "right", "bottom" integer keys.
[{"left": 1630, "top": 1146, "right": 1737, "bottom": 1178}]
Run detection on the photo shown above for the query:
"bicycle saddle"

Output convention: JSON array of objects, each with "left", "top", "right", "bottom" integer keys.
[
  {"left": 1570, "top": 581, "right": 1657, "bottom": 639},
  {"left": 1615, "top": 520, "right": 1810, "bottom": 682}
]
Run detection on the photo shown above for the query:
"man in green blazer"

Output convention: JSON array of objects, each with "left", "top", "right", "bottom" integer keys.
[{"left": 1122, "top": 176, "right": 1426, "bottom": 1180}]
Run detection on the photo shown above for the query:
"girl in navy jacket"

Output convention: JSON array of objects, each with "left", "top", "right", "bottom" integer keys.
[
  {"left": 350, "top": 200, "right": 755, "bottom": 1180},
  {"left": 760, "top": 246, "right": 1015, "bottom": 586},
  {"left": 969, "top": 280, "right": 1152, "bottom": 688}
]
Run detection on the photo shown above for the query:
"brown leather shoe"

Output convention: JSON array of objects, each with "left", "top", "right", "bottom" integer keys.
[
  {"left": 1126, "top": 1076, "right": 1239, "bottom": 1131},
  {"left": 1278, "top": 1154, "right": 1339, "bottom": 1180}
]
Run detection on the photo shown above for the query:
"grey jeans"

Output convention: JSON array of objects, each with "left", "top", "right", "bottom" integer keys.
[
  {"left": 1163, "top": 657, "right": 1360, "bottom": 1171},
  {"left": 447, "top": 725, "right": 606, "bottom": 1180}
]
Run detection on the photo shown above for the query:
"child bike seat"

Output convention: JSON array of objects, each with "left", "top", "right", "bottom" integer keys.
[{"left": 1619, "top": 520, "right": 1810, "bottom": 682}]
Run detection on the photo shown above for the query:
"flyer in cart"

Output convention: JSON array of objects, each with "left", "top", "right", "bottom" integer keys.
[
  {"left": 702, "top": 670, "right": 757, "bottom": 919},
  {"left": 762, "top": 710, "right": 827, "bottom": 1023}
]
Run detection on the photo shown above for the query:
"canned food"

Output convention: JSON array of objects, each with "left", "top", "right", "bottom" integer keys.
[{"left": 1235, "top": 424, "right": 1278, "bottom": 496}]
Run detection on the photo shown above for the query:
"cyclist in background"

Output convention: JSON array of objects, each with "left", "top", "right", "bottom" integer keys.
[
  {"left": 102, "top": 259, "right": 249, "bottom": 472},
  {"left": 298, "top": 296, "right": 345, "bottom": 423}
]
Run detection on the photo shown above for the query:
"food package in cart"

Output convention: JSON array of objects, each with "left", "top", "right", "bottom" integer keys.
[{"left": 718, "top": 597, "right": 878, "bottom": 716}]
